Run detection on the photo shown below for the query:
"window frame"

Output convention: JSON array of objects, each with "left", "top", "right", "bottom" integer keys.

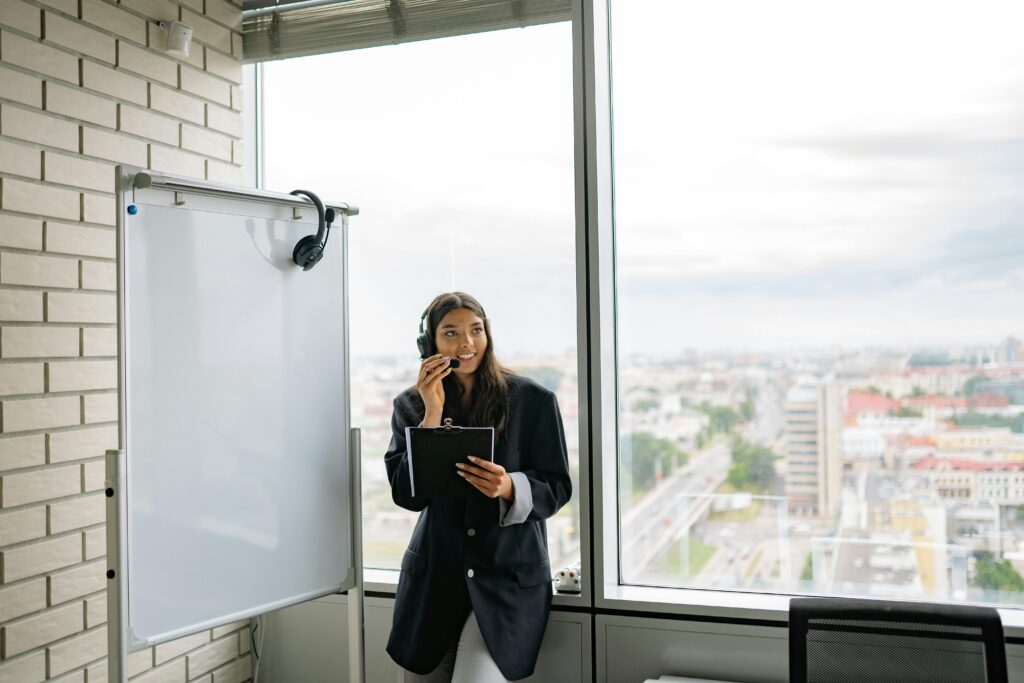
[
  {"left": 252, "top": 21, "right": 589, "bottom": 604},
  {"left": 248, "top": 0, "right": 1024, "bottom": 637},
  {"left": 242, "top": 63, "right": 264, "bottom": 189},
  {"left": 579, "top": 0, "right": 1024, "bottom": 634}
]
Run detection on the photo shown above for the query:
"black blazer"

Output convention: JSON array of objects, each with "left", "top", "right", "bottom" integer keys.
[{"left": 384, "top": 373, "right": 572, "bottom": 680}]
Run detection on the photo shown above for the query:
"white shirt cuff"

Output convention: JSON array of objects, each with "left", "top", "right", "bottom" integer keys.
[{"left": 498, "top": 472, "right": 533, "bottom": 526}]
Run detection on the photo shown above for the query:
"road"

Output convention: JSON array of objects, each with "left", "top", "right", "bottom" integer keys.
[
  {"left": 621, "top": 376, "right": 787, "bottom": 584},
  {"left": 620, "top": 439, "right": 731, "bottom": 580}
]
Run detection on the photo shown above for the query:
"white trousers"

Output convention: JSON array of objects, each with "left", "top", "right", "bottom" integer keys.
[{"left": 402, "top": 611, "right": 511, "bottom": 683}]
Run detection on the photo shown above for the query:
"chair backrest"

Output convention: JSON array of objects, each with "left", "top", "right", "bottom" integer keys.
[{"left": 789, "top": 597, "right": 1008, "bottom": 683}]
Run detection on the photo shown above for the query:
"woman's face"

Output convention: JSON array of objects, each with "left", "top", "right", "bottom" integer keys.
[{"left": 434, "top": 307, "right": 488, "bottom": 375}]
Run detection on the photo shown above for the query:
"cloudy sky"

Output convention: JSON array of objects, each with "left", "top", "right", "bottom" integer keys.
[
  {"left": 262, "top": 2, "right": 1024, "bottom": 358},
  {"left": 263, "top": 23, "right": 577, "bottom": 361}
]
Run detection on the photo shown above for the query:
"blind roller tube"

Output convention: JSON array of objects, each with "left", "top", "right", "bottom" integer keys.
[{"left": 243, "top": 0, "right": 571, "bottom": 63}]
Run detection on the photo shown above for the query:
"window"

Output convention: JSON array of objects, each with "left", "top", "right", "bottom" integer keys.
[
  {"left": 611, "top": 0, "right": 1024, "bottom": 606},
  {"left": 262, "top": 23, "right": 580, "bottom": 571}
]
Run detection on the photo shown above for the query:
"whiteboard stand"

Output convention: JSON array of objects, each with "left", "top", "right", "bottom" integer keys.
[
  {"left": 105, "top": 449, "right": 129, "bottom": 683},
  {"left": 349, "top": 428, "right": 365, "bottom": 683},
  {"left": 107, "top": 166, "right": 363, "bottom": 682}
]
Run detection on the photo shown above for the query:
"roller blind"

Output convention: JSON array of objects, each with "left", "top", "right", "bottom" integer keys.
[{"left": 242, "top": 0, "right": 572, "bottom": 63}]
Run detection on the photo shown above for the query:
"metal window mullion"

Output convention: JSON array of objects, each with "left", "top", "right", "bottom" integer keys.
[
  {"left": 571, "top": 0, "right": 592, "bottom": 610},
  {"left": 575, "top": 0, "right": 618, "bottom": 609},
  {"left": 241, "top": 63, "right": 263, "bottom": 190},
  {"left": 256, "top": 63, "right": 266, "bottom": 190}
]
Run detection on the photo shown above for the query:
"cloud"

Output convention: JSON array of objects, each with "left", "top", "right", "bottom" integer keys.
[
  {"left": 619, "top": 215, "right": 1024, "bottom": 299},
  {"left": 777, "top": 132, "right": 1024, "bottom": 179}
]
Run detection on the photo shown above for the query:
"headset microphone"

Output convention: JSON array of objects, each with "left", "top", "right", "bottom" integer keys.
[{"left": 289, "top": 189, "right": 334, "bottom": 271}]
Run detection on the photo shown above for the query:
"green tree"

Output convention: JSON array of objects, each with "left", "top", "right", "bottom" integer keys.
[
  {"left": 892, "top": 406, "right": 923, "bottom": 418},
  {"left": 962, "top": 375, "right": 990, "bottom": 397},
  {"left": 727, "top": 437, "right": 777, "bottom": 491},
  {"left": 800, "top": 553, "right": 813, "bottom": 581},
  {"left": 954, "top": 412, "right": 1024, "bottom": 433},
  {"left": 632, "top": 397, "right": 660, "bottom": 413},
  {"left": 911, "top": 386, "right": 926, "bottom": 397},
  {"left": 1008, "top": 506, "right": 1024, "bottom": 524},
  {"left": 698, "top": 403, "right": 740, "bottom": 435},
  {"left": 974, "top": 552, "right": 1024, "bottom": 592},
  {"left": 739, "top": 390, "right": 756, "bottom": 422},
  {"left": 622, "top": 431, "right": 690, "bottom": 494}
]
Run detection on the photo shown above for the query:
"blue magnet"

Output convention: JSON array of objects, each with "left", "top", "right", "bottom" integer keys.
[{"left": 127, "top": 204, "right": 138, "bottom": 215}]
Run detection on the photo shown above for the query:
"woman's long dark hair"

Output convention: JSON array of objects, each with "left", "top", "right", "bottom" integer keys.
[{"left": 409, "top": 292, "right": 514, "bottom": 439}]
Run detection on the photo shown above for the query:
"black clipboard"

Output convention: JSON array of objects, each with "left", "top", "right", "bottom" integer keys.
[{"left": 405, "top": 418, "right": 495, "bottom": 498}]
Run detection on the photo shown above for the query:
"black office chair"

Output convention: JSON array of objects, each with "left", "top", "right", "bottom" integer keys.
[{"left": 789, "top": 597, "right": 1008, "bottom": 683}]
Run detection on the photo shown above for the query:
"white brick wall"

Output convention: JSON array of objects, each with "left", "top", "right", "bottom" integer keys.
[
  {"left": 1, "top": 0, "right": 249, "bottom": 680},
  {"left": 2, "top": 326, "right": 80, "bottom": 358},
  {"left": 0, "top": 576, "right": 47, "bottom": 622},
  {"left": 0, "top": 506, "right": 46, "bottom": 547},
  {"left": 0, "top": 215, "right": 43, "bottom": 251},
  {"left": 1, "top": 103, "right": 80, "bottom": 152},
  {"left": 0, "top": 138, "right": 42, "bottom": 180}
]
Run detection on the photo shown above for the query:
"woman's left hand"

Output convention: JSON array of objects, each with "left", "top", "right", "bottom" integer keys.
[{"left": 456, "top": 456, "right": 514, "bottom": 501}]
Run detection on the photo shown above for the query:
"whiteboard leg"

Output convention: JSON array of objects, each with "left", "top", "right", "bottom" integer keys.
[
  {"left": 349, "top": 428, "right": 365, "bottom": 682},
  {"left": 106, "top": 449, "right": 128, "bottom": 683},
  {"left": 348, "top": 585, "right": 364, "bottom": 683}
]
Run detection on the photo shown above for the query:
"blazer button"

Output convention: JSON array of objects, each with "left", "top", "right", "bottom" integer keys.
[
  {"left": 467, "top": 528, "right": 476, "bottom": 537},
  {"left": 467, "top": 569, "right": 475, "bottom": 578}
]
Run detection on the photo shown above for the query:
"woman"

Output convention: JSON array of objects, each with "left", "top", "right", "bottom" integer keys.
[{"left": 384, "top": 291, "right": 572, "bottom": 682}]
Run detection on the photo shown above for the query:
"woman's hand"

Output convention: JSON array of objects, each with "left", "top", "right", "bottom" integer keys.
[
  {"left": 456, "top": 456, "right": 514, "bottom": 501},
  {"left": 416, "top": 354, "right": 451, "bottom": 426}
]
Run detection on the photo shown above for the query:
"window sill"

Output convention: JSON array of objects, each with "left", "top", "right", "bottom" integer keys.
[
  {"left": 599, "top": 584, "right": 790, "bottom": 624},
  {"left": 363, "top": 568, "right": 588, "bottom": 608},
  {"left": 600, "top": 584, "right": 1024, "bottom": 639},
  {"left": 364, "top": 568, "right": 401, "bottom": 594},
  {"left": 362, "top": 569, "right": 1024, "bottom": 639}
]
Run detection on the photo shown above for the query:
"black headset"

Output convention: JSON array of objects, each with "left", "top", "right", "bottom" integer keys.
[
  {"left": 290, "top": 189, "right": 336, "bottom": 271},
  {"left": 416, "top": 305, "right": 434, "bottom": 360}
]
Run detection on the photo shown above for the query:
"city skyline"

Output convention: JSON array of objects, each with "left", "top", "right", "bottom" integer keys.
[
  {"left": 353, "top": 335, "right": 1024, "bottom": 604},
  {"left": 349, "top": 335, "right": 1024, "bottom": 366}
]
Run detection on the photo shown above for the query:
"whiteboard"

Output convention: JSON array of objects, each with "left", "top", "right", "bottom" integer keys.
[{"left": 110, "top": 168, "right": 356, "bottom": 650}]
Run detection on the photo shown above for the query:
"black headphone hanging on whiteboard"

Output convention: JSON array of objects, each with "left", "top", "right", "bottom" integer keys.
[{"left": 289, "top": 189, "right": 336, "bottom": 271}]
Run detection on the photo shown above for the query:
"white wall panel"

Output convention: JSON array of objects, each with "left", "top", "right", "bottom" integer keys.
[
  {"left": 597, "top": 614, "right": 787, "bottom": 683},
  {"left": 260, "top": 594, "right": 351, "bottom": 681},
  {"left": 597, "top": 614, "right": 1024, "bottom": 683},
  {"left": 263, "top": 594, "right": 589, "bottom": 682}
]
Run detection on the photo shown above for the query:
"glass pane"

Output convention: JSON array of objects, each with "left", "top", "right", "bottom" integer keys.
[
  {"left": 611, "top": 0, "right": 1024, "bottom": 605},
  {"left": 262, "top": 24, "right": 579, "bottom": 572}
]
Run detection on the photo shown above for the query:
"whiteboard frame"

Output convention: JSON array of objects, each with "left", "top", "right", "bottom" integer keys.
[{"left": 106, "top": 166, "right": 362, "bottom": 682}]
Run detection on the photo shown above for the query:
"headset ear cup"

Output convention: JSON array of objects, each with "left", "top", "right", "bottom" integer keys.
[
  {"left": 292, "top": 235, "right": 324, "bottom": 270},
  {"left": 416, "top": 334, "right": 430, "bottom": 359},
  {"left": 289, "top": 189, "right": 327, "bottom": 271}
]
